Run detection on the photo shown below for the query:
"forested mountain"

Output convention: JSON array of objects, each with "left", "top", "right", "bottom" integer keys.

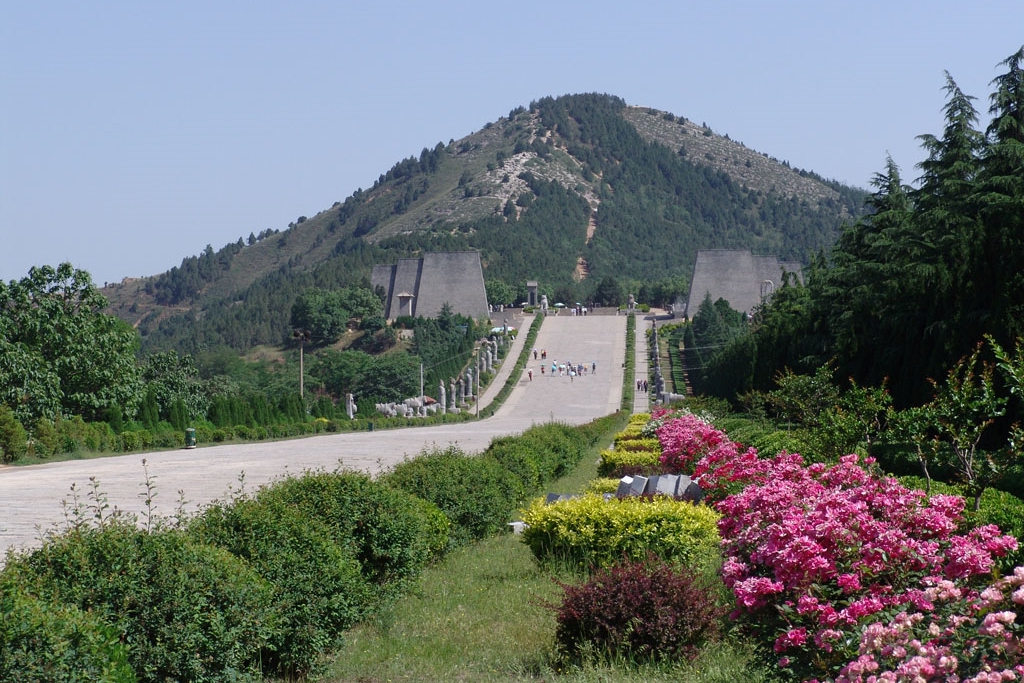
[{"left": 103, "top": 93, "right": 867, "bottom": 355}]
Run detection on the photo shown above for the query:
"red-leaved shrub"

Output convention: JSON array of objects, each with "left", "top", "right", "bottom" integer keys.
[{"left": 552, "top": 554, "right": 724, "bottom": 663}]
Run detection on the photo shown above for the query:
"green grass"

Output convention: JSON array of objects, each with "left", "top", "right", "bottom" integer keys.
[{"left": 324, "top": 415, "right": 769, "bottom": 683}]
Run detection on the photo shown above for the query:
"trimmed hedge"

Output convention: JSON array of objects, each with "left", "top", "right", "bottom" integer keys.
[
  {"left": 584, "top": 477, "right": 621, "bottom": 495},
  {"left": 612, "top": 436, "right": 661, "bottom": 452},
  {"left": 520, "top": 493, "right": 721, "bottom": 569},
  {"left": 597, "top": 448, "right": 661, "bottom": 477},
  {"left": 612, "top": 425, "right": 645, "bottom": 442}
]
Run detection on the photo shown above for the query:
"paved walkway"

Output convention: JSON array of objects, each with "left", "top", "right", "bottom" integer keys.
[
  {"left": 633, "top": 315, "right": 651, "bottom": 414},
  {"left": 0, "top": 314, "right": 627, "bottom": 559}
]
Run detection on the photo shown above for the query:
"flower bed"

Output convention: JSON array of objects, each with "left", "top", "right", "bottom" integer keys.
[{"left": 649, "top": 407, "right": 1020, "bottom": 682}]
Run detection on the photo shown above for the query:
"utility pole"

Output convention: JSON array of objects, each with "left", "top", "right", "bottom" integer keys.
[{"left": 293, "top": 329, "right": 310, "bottom": 398}]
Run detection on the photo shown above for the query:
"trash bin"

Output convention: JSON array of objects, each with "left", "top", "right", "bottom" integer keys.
[
  {"left": 367, "top": 422, "right": 374, "bottom": 432},
  {"left": 184, "top": 427, "right": 197, "bottom": 449}
]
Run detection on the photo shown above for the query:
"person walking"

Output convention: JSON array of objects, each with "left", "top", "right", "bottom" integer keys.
[{"left": 528, "top": 369, "right": 533, "bottom": 381}]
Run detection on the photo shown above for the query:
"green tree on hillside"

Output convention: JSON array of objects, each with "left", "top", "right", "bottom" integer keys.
[
  {"left": 290, "top": 286, "right": 383, "bottom": 345},
  {"left": 593, "top": 276, "right": 623, "bottom": 307},
  {"left": 485, "top": 279, "right": 516, "bottom": 307}
]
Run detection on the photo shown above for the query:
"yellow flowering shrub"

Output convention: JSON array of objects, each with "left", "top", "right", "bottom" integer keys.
[
  {"left": 614, "top": 436, "right": 661, "bottom": 453},
  {"left": 612, "top": 426, "right": 645, "bottom": 443},
  {"left": 597, "top": 448, "right": 660, "bottom": 476},
  {"left": 584, "top": 477, "right": 620, "bottom": 495},
  {"left": 520, "top": 493, "right": 720, "bottom": 569}
]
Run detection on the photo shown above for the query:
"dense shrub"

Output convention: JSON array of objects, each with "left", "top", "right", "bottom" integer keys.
[
  {"left": 189, "top": 495, "right": 369, "bottom": 679},
  {"left": 515, "top": 422, "right": 589, "bottom": 482},
  {"left": 520, "top": 493, "right": 721, "bottom": 569},
  {"left": 150, "top": 429, "right": 181, "bottom": 449},
  {"left": 657, "top": 411, "right": 730, "bottom": 473},
  {"left": 1, "top": 521, "right": 275, "bottom": 683},
  {"left": 254, "top": 470, "right": 449, "bottom": 592},
  {"left": 0, "top": 589, "right": 135, "bottom": 683},
  {"left": 194, "top": 423, "right": 215, "bottom": 443},
  {"left": 0, "top": 405, "right": 27, "bottom": 463},
  {"left": 483, "top": 419, "right": 598, "bottom": 493},
  {"left": 31, "top": 417, "right": 61, "bottom": 457},
  {"left": 655, "top": 410, "right": 1021, "bottom": 679},
  {"left": 118, "top": 429, "right": 153, "bottom": 452},
  {"left": 486, "top": 435, "right": 544, "bottom": 492},
  {"left": 831, "top": 567, "right": 1024, "bottom": 682},
  {"left": 741, "top": 427, "right": 814, "bottom": 460},
  {"left": 552, "top": 554, "right": 725, "bottom": 663},
  {"left": 711, "top": 451, "right": 1016, "bottom": 680},
  {"left": 383, "top": 444, "right": 524, "bottom": 548},
  {"left": 81, "top": 420, "right": 116, "bottom": 452}
]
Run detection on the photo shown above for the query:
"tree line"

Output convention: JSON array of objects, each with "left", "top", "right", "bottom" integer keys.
[
  {"left": 0, "top": 264, "right": 484, "bottom": 462},
  {"left": 686, "top": 47, "right": 1024, "bottom": 506}
]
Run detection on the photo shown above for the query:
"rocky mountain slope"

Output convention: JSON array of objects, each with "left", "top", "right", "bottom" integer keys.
[{"left": 103, "top": 93, "right": 866, "bottom": 353}]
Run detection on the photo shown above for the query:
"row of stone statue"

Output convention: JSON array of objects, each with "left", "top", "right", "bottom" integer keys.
[{"left": 373, "top": 336, "right": 510, "bottom": 418}]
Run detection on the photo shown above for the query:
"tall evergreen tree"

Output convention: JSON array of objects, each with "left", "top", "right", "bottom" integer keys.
[
  {"left": 910, "top": 72, "right": 985, "bottom": 390},
  {"left": 978, "top": 47, "right": 1024, "bottom": 345},
  {"left": 822, "top": 157, "right": 915, "bottom": 386}
]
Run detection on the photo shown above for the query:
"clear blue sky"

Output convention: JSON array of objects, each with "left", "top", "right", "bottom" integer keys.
[{"left": 3, "top": 1, "right": 1022, "bottom": 286}]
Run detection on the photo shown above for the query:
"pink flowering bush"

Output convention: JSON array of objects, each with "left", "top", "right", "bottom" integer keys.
[
  {"left": 715, "top": 451, "right": 1016, "bottom": 679},
  {"left": 834, "top": 568, "right": 1024, "bottom": 682},
  {"left": 656, "top": 411, "right": 729, "bottom": 473},
  {"left": 650, "top": 411, "right": 1019, "bottom": 682}
]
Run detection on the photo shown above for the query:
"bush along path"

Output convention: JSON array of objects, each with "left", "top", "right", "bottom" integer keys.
[{"left": 0, "top": 408, "right": 624, "bottom": 683}]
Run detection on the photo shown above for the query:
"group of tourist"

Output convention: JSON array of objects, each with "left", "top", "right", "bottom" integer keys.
[{"left": 528, "top": 348, "right": 596, "bottom": 383}]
